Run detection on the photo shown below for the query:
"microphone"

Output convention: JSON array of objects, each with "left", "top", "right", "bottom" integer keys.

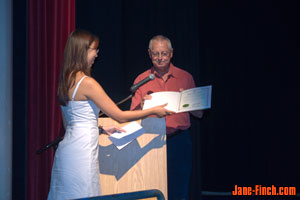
[{"left": 130, "top": 74, "right": 155, "bottom": 93}]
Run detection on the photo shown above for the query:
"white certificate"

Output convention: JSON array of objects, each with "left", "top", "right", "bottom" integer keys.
[{"left": 143, "top": 85, "right": 212, "bottom": 113}]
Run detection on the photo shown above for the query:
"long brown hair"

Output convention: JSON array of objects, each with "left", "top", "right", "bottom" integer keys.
[{"left": 57, "top": 29, "right": 99, "bottom": 106}]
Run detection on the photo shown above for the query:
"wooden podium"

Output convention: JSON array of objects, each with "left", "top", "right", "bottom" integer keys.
[{"left": 98, "top": 117, "right": 168, "bottom": 200}]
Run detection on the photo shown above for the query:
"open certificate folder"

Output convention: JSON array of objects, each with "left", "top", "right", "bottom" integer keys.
[{"left": 143, "top": 85, "right": 212, "bottom": 113}]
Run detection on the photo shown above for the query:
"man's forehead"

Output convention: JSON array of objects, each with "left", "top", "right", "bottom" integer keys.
[
  {"left": 152, "top": 40, "right": 168, "bottom": 45},
  {"left": 151, "top": 41, "right": 170, "bottom": 50}
]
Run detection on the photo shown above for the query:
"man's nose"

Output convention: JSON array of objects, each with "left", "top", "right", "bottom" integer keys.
[{"left": 158, "top": 53, "right": 162, "bottom": 59}]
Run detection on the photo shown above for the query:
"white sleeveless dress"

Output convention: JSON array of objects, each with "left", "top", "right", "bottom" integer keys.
[{"left": 48, "top": 76, "right": 101, "bottom": 200}]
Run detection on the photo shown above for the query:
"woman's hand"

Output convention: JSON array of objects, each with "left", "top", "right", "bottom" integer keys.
[
  {"left": 102, "top": 125, "right": 126, "bottom": 136},
  {"left": 152, "top": 103, "right": 175, "bottom": 118}
]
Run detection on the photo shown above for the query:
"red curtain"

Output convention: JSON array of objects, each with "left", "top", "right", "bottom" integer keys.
[{"left": 27, "top": 0, "right": 75, "bottom": 199}]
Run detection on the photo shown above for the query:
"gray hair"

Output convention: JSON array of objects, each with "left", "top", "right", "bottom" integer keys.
[{"left": 149, "top": 35, "right": 173, "bottom": 50}]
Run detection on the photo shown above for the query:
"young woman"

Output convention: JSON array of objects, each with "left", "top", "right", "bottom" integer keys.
[{"left": 48, "top": 29, "right": 173, "bottom": 200}]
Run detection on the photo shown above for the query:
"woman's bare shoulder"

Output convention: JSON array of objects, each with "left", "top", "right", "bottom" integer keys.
[{"left": 81, "top": 76, "right": 102, "bottom": 90}]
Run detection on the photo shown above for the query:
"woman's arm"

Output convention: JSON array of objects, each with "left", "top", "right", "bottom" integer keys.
[{"left": 82, "top": 77, "right": 173, "bottom": 123}]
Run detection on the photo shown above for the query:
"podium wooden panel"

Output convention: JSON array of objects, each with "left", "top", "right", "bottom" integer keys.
[{"left": 98, "top": 117, "right": 168, "bottom": 200}]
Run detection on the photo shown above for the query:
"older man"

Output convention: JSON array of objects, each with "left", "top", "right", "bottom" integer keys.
[{"left": 131, "top": 35, "right": 203, "bottom": 200}]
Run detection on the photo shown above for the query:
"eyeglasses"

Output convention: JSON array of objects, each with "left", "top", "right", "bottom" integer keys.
[
  {"left": 89, "top": 47, "right": 99, "bottom": 54},
  {"left": 150, "top": 51, "right": 170, "bottom": 58}
]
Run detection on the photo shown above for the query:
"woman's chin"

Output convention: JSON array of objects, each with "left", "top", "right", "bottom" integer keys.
[{"left": 89, "top": 61, "right": 94, "bottom": 67}]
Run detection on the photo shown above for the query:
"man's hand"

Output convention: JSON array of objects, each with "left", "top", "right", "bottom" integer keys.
[{"left": 190, "top": 110, "right": 204, "bottom": 118}]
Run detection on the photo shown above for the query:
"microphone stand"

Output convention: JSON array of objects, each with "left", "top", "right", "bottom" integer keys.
[
  {"left": 36, "top": 136, "right": 63, "bottom": 155},
  {"left": 36, "top": 93, "right": 134, "bottom": 155}
]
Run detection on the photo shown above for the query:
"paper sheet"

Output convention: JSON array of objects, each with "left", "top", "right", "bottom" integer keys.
[{"left": 108, "top": 121, "right": 145, "bottom": 150}]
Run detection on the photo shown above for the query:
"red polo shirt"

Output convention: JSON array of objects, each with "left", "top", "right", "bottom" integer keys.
[{"left": 130, "top": 63, "right": 195, "bottom": 134}]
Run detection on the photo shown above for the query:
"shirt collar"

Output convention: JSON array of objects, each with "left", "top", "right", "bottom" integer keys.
[{"left": 151, "top": 63, "right": 178, "bottom": 78}]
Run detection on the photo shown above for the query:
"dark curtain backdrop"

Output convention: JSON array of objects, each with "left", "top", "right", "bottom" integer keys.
[
  {"left": 76, "top": 0, "right": 300, "bottom": 198},
  {"left": 26, "top": 0, "right": 75, "bottom": 199}
]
